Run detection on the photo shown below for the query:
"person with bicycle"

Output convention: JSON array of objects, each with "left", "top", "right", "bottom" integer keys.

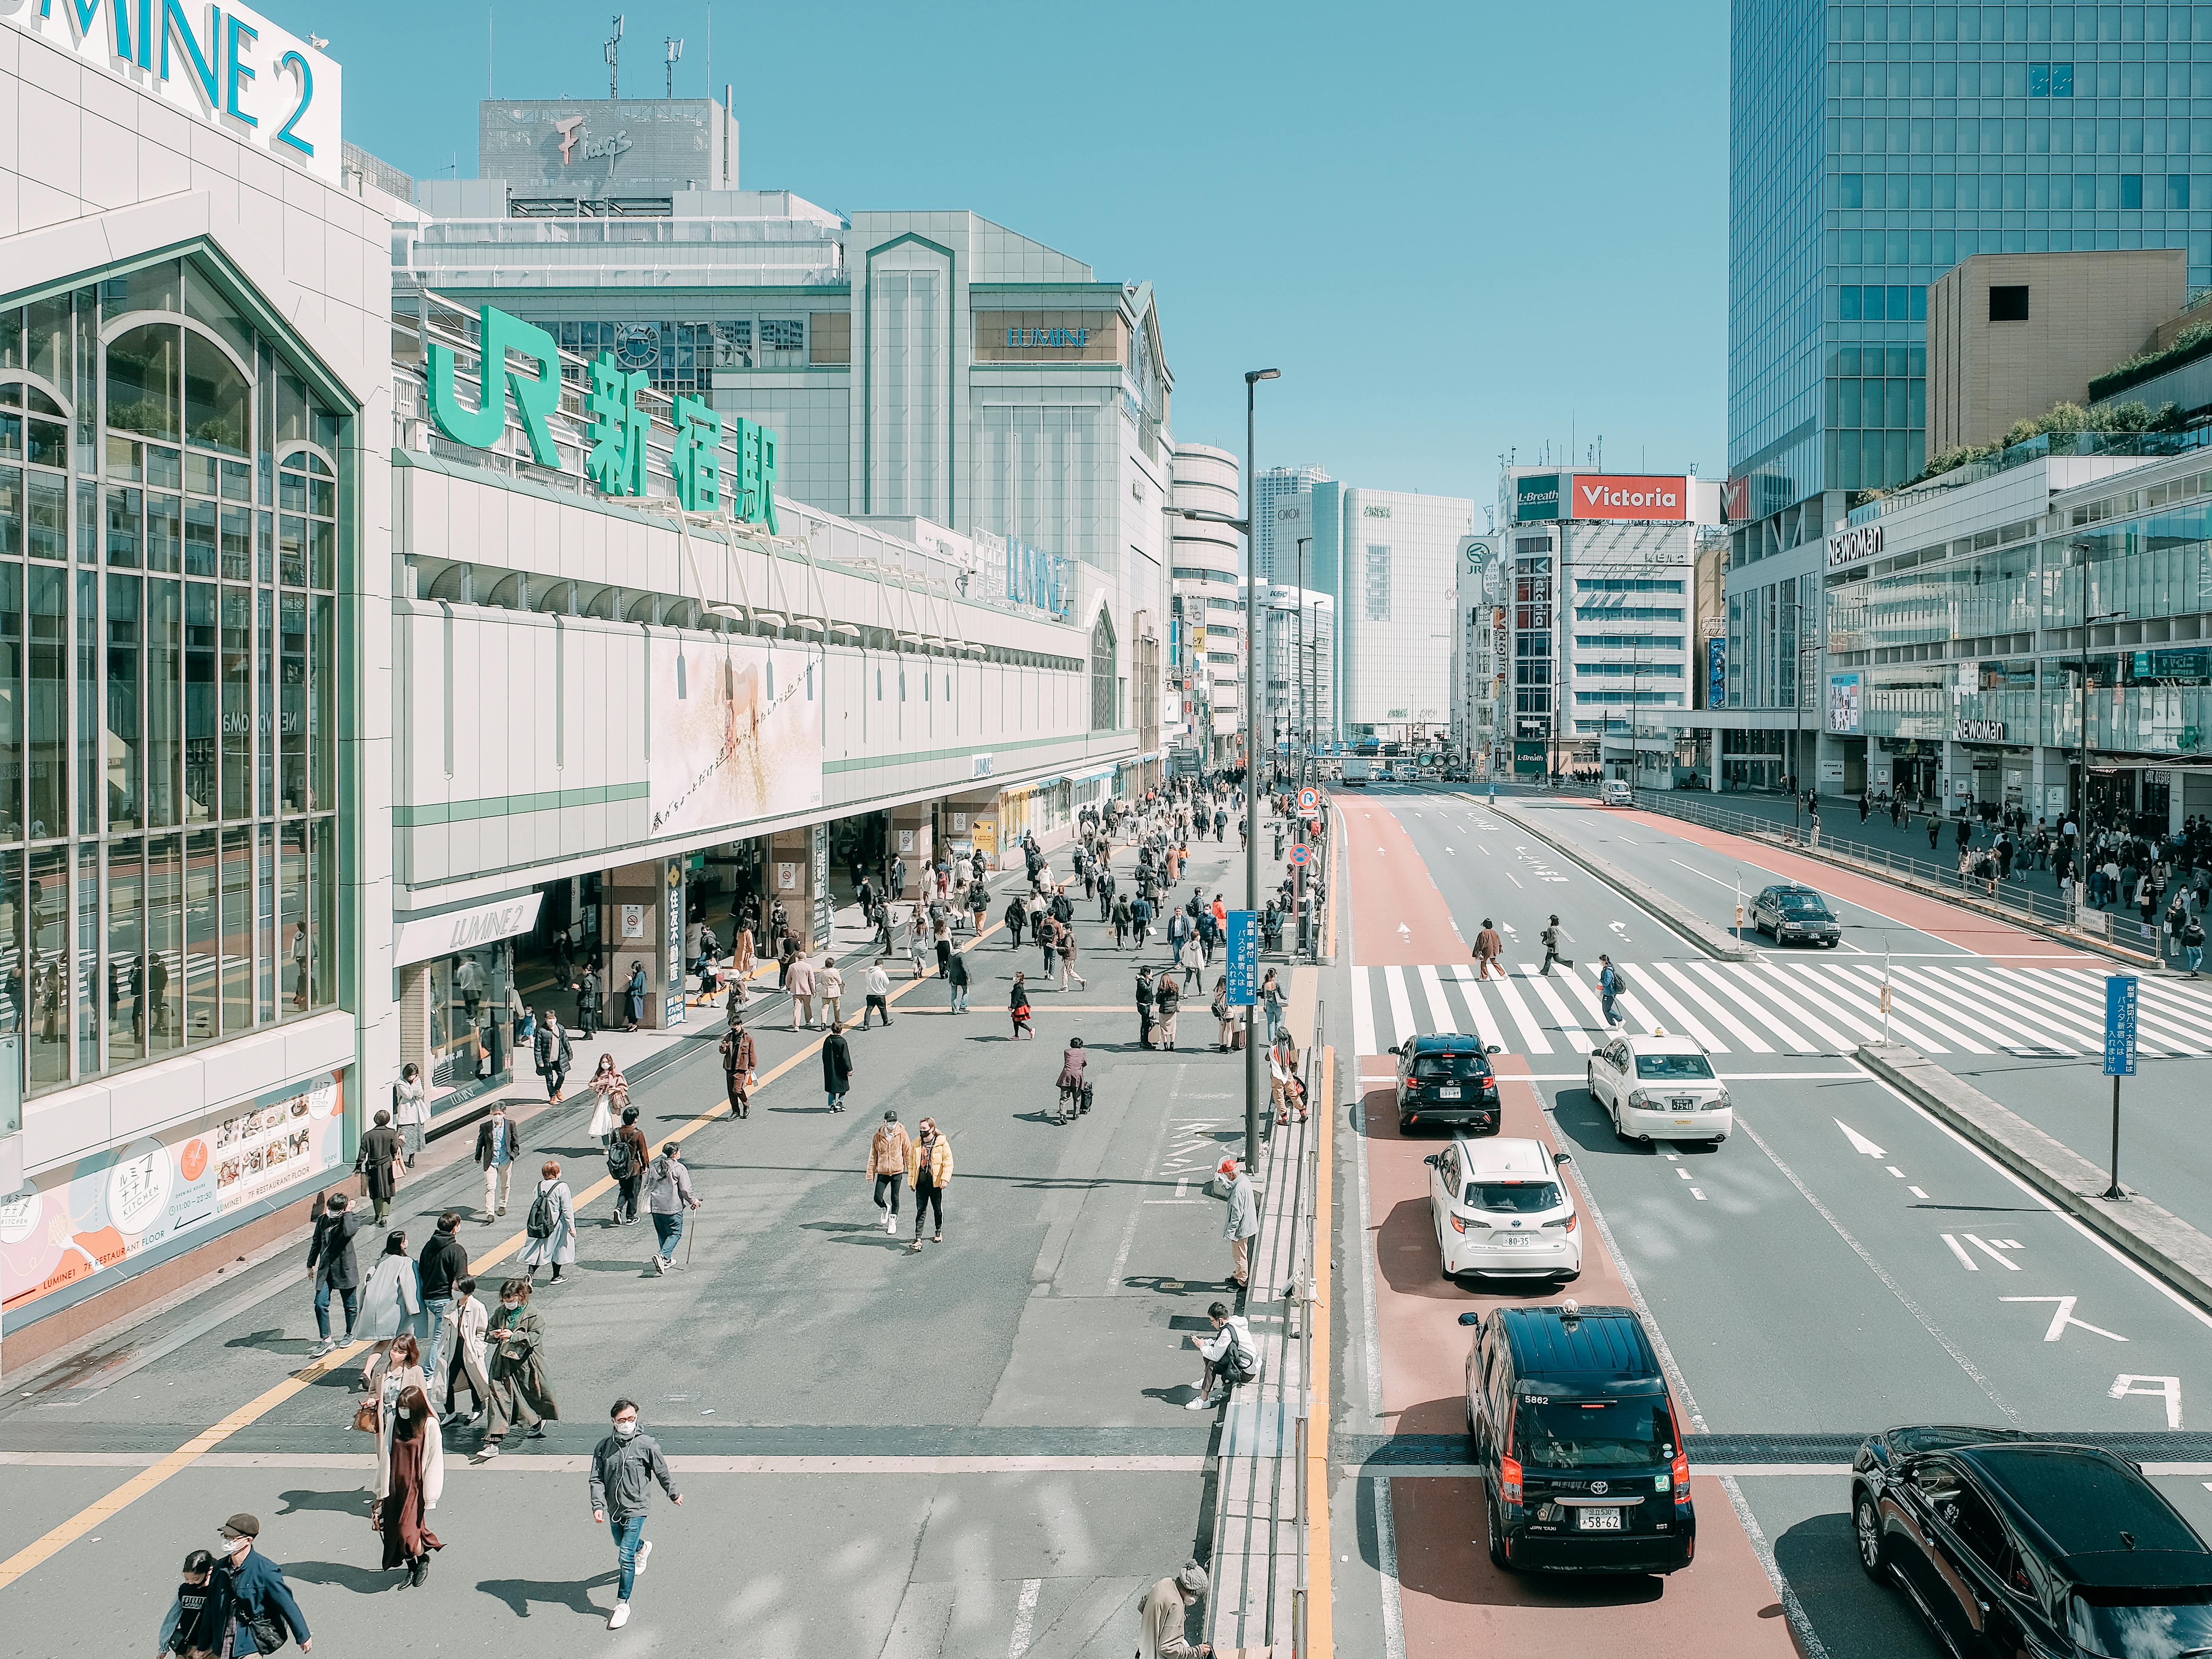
[{"left": 1055, "top": 1036, "right": 1090, "bottom": 1122}]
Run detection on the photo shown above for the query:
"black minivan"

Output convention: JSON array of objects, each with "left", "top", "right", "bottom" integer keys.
[{"left": 1462, "top": 1303, "right": 1696, "bottom": 1574}]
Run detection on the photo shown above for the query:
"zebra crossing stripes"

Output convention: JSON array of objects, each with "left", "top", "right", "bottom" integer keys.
[{"left": 1348, "top": 958, "right": 2212, "bottom": 1062}]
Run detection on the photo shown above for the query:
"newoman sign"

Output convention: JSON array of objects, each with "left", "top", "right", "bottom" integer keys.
[
  {"left": 1570, "top": 474, "right": 1688, "bottom": 521},
  {"left": 2, "top": 0, "right": 342, "bottom": 183}
]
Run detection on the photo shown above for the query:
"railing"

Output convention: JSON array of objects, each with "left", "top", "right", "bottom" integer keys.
[
  {"left": 1618, "top": 789, "right": 2162, "bottom": 958},
  {"left": 1289, "top": 1001, "right": 1324, "bottom": 1658}
]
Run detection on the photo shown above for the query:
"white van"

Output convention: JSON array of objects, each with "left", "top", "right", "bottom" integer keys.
[{"left": 1600, "top": 779, "right": 1635, "bottom": 806}]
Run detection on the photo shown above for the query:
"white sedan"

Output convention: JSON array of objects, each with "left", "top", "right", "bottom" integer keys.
[
  {"left": 1586, "top": 1031, "right": 1732, "bottom": 1144},
  {"left": 1424, "top": 1136, "right": 1582, "bottom": 1282}
]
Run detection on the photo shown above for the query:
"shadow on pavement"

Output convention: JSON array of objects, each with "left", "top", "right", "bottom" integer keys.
[
  {"left": 1772, "top": 1506, "right": 1946, "bottom": 1657},
  {"left": 282, "top": 1559, "right": 406, "bottom": 1596},
  {"left": 275, "top": 1486, "right": 368, "bottom": 1517},
  {"left": 474, "top": 1568, "right": 620, "bottom": 1620},
  {"left": 1380, "top": 1474, "right": 1670, "bottom": 1608}
]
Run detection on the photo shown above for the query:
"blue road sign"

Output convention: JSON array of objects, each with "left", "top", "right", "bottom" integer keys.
[
  {"left": 1289, "top": 844, "right": 1311, "bottom": 866},
  {"left": 1226, "top": 910, "right": 1259, "bottom": 1007},
  {"left": 2104, "top": 974, "right": 2139, "bottom": 1077}
]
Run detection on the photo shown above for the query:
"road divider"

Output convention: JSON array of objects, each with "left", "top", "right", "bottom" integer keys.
[
  {"left": 1479, "top": 798, "right": 1759, "bottom": 962},
  {"left": 1859, "top": 1042, "right": 2212, "bottom": 1316}
]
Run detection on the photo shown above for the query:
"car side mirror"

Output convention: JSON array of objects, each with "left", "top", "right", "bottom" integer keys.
[
  {"left": 1486, "top": 1044, "right": 1502, "bottom": 1055},
  {"left": 1457, "top": 1311, "right": 1482, "bottom": 1326},
  {"left": 1552, "top": 1151, "right": 1571, "bottom": 1164},
  {"left": 1389, "top": 1044, "right": 1402, "bottom": 1056},
  {"left": 1424, "top": 1154, "right": 1440, "bottom": 1168}
]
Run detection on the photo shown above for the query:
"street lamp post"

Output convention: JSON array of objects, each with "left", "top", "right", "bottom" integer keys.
[{"left": 1174, "top": 368, "right": 1278, "bottom": 1169}]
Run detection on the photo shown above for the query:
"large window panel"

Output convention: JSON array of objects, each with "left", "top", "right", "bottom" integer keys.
[
  {"left": 309, "top": 595, "right": 333, "bottom": 812},
  {"left": 184, "top": 828, "right": 215, "bottom": 1040},
  {"left": 105, "top": 485, "right": 141, "bottom": 567},
  {"left": 256, "top": 588, "right": 274, "bottom": 816},
  {"left": 310, "top": 816, "right": 334, "bottom": 1010},
  {"left": 26, "top": 473, "right": 63, "bottom": 562},
  {"left": 106, "top": 323, "right": 179, "bottom": 443},
  {"left": 105, "top": 835, "right": 142, "bottom": 1064},
  {"left": 255, "top": 822, "right": 274, "bottom": 1023},
  {"left": 144, "top": 831, "right": 180, "bottom": 1054},
  {"left": 183, "top": 582, "right": 215, "bottom": 823},
  {"left": 182, "top": 497, "right": 216, "bottom": 577},
  {"left": 279, "top": 593, "right": 305, "bottom": 813},
  {"left": 26, "top": 841, "right": 65, "bottom": 1090},
  {"left": 26, "top": 564, "right": 65, "bottom": 839},
  {"left": 280, "top": 819, "right": 305, "bottom": 1014},
  {"left": 0, "top": 563, "right": 18, "bottom": 840},
  {"left": 144, "top": 577, "right": 181, "bottom": 827},
  {"left": 220, "top": 586, "right": 249, "bottom": 820},
  {"left": 219, "top": 825, "right": 249, "bottom": 1035},
  {"left": 146, "top": 492, "right": 181, "bottom": 572},
  {"left": 75, "top": 839, "right": 96, "bottom": 1076},
  {"left": 75, "top": 570, "right": 94, "bottom": 835},
  {"left": 182, "top": 332, "right": 248, "bottom": 455},
  {"left": 104, "top": 573, "right": 140, "bottom": 830}
]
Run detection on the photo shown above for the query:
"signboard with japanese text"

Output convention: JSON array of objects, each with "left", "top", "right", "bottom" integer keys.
[
  {"left": 647, "top": 637, "right": 824, "bottom": 839},
  {"left": 1827, "top": 672, "right": 1863, "bottom": 735},
  {"left": 0, "top": 1067, "right": 345, "bottom": 1322},
  {"left": 2105, "top": 975, "right": 2139, "bottom": 1076},
  {"left": 664, "top": 860, "right": 686, "bottom": 1030},
  {"left": 1226, "top": 911, "right": 1259, "bottom": 1006}
]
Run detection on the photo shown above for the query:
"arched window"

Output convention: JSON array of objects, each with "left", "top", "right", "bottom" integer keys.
[{"left": 1090, "top": 610, "right": 1117, "bottom": 731}]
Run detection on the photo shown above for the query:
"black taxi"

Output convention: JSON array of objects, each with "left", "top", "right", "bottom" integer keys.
[{"left": 1391, "top": 1032, "right": 1504, "bottom": 1134}]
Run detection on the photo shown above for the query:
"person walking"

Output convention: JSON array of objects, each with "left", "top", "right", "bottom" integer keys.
[
  {"left": 356, "top": 1230, "right": 425, "bottom": 1383},
  {"left": 355, "top": 1109, "right": 404, "bottom": 1226},
  {"left": 585, "top": 1054, "right": 626, "bottom": 1147},
  {"left": 868, "top": 1110, "right": 911, "bottom": 1236},
  {"left": 1136, "top": 965, "right": 1158, "bottom": 1048},
  {"left": 720, "top": 1019, "right": 757, "bottom": 1119},
  {"left": 624, "top": 962, "right": 648, "bottom": 1032},
  {"left": 474, "top": 1101, "right": 523, "bottom": 1222},
  {"left": 1597, "top": 954, "right": 1626, "bottom": 1027},
  {"left": 534, "top": 1013, "right": 572, "bottom": 1105},
  {"left": 945, "top": 947, "right": 971, "bottom": 1014},
  {"left": 575, "top": 966, "right": 602, "bottom": 1039},
  {"left": 392, "top": 1065, "right": 429, "bottom": 1170},
  {"left": 1212, "top": 977, "right": 1238, "bottom": 1052},
  {"left": 1473, "top": 918, "right": 1505, "bottom": 981},
  {"left": 1111, "top": 890, "right": 1132, "bottom": 947},
  {"left": 818, "top": 960, "right": 845, "bottom": 1029},
  {"left": 1058, "top": 918, "right": 1087, "bottom": 992},
  {"left": 608, "top": 1105, "right": 650, "bottom": 1225},
  {"left": 1155, "top": 970, "right": 1182, "bottom": 1051},
  {"left": 417, "top": 1212, "right": 467, "bottom": 1383},
  {"left": 1539, "top": 915, "right": 1573, "bottom": 976},
  {"left": 2186, "top": 912, "right": 2206, "bottom": 977},
  {"left": 1138, "top": 1560, "right": 1212, "bottom": 1658},
  {"left": 475, "top": 1277, "right": 555, "bottom": 1460},
  {"left": 822, "top": 1020, "right": 854, "bottom": 1111},
  {"left": 787, "top": 954, "right": 817, "bottom": 1031},
  {"left": 212, "top": 1515, "right": 312, "bottom": 1657},
  {"left": 1258, "top": 968, "right": 1286, "bottom": 1045},
  {"left": 1219, "top": 1155, "right": 1259, "bottom": 1291},
  {"left": 1005, "top": 892, "right": 1028, "bottom": 949},
  {"left": 1008, "top": 970, "right": 1034, "bottom": 1038},
  {"left": 644, "top": 1143, "right": 700, "bottom": 1275},
  {"left": 907, "top": 1117, "right": 952, "bottom": 1251},
  {"left": 305, "top": 1192, "right": 366, "bottom": 1358},
  {"left": 1176, "top": 934, "right": 1203, "bottom": 993},
  {"left": 520, "top": 1160, "right": 575, "bottom": 1287},
  {"left": 371, "top": 1382, "right": 443, "bottom": 1587},
  {"left": 436, "top": 1276, "right": 490, "bottom": 1428},
  {"left": 1131, "top": 891, "right": 1155, "bottom": 951},
  {"left": 157, "top": 1549, "right": 227, "bottom": 1657},
  {"left": 861, "top": 961, "right": 894, "bottom": 1028},
  {"left": 589, "top": 1398, "right": 684, "bottom": 1631}
]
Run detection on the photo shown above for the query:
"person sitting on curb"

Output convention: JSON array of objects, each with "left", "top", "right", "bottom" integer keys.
[{"left": 1185, "top": 1302, "right": 1259, "bottom": 1410}]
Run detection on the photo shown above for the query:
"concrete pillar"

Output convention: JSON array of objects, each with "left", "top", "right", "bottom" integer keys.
[
  {"left": 769, "top": 828, "right": 833, "bottom": 955},
  {"left": 606, "top": 858, "right": 686, "bottom": 1030},
  {"left": 890, "top": 804, "right": 934, "bottom": 900}
]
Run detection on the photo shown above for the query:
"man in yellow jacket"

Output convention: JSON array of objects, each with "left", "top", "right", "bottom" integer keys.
[
  {"left": 867, "top": 1111, "right": 911, "bottom": 1237},
  {"left": 1139, "top": 1560, "right": 1211, "bottom": 1657},
  {"left": 907, "top": 1118, "right": 953, "bottom": 1253}
]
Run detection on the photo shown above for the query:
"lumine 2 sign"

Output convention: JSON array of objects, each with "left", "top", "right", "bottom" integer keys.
[
  {"left": 427, "top": 303, "right": 780, "bottom": 528},
  {"left": 2, "top": 0, "right": 341, "bottom": 183}
]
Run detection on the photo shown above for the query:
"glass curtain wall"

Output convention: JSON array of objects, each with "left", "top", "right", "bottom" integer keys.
[{"left": 0, "top": 256, "right": 343, "bottom": 1102}]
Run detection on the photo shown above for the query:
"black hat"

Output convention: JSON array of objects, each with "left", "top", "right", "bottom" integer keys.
[{"left": 218, "top": 1513, "right": 260, "bottom": 1539}]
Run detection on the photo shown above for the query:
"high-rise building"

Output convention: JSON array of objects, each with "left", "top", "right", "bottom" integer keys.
[
  {"left": 1254, "top": 465, "right": 1330, "bottom": 582},
  {"left": 1171, "top": 444, "right": 1244, "bottom": 765},
  {"left": 1728, "top": 2, "right": 2212, "bottom": 546},
  {"left": 1341, "top": 488, "right": 1475, "bottom": 742}
]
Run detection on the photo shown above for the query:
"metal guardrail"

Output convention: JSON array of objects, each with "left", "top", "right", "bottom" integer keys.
[{"left": 1290, "top": 998, "right": 1322, "bottom": 1659}]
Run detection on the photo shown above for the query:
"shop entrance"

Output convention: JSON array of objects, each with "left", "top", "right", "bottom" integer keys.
[
  {"left": 827, "top": 810, "right": 892, "bottom": 906},
  {"left": 510, "top": 873, "right": 603, "bottom": 1025}
]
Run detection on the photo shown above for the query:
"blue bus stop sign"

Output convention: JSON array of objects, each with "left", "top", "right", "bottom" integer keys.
[
  {"left": 2104, "top": 975, "right": 2138, "bottom": 1077},
  {"left": 1226, "top": 910, "right": 1258, "bottom": 1007}
]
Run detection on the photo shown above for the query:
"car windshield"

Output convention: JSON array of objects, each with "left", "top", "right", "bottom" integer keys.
[
  {"left": 2067, "top": 1588, "right": 2212, "bottom": 1659},
  {"left": 1634, "top": 1052, "right": 1716, "bottom": 1081},
  {"left": 1413, "top": 1053, "right": 1490, "bottom": 1080},
  {"left": 1515, "top": 1398, "right": 1673, "bottom": 1470},
  {"left": 1465, "top": 1180, "right": 1561, "bottom": 1214},
  {"left": 1776, "top": 892, "right": 1832, "bottom": 918}
]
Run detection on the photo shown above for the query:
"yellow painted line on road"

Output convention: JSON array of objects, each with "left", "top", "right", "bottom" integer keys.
[
  {"left": 1304, "top": 1042, "right": 1335, "bottom": 1659},
  {"left": 0, "top": 923, "right": 1008, "bottom": 1593}
]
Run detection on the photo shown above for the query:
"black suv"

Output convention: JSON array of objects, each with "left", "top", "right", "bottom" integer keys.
[
  {"left": 1854, "top": 1426, "right": 2212, "bottom": 1658},
  {"left": 1462, "top": 1304, "right": 1696, "bottom": 1574},
  {"left": 1391, "top": 1033, "right": 1503, "bottom": 1134},
  {"left": 1750, "top": 882, "right": 1841, "bottom": 947}
]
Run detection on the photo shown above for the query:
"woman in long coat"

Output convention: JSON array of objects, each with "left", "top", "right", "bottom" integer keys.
[
  {"left": 355, "top": 1230, "right": 424, "bottom": 1385},
  {"left": 476, "top": 1277, "right": 558, "bottom": 1458},
  {"left": 373, "top": 1382, "right": 444, "bottom": 1585},
  {"left": 435, "top": 1277, "right": 490, "bottom": 1426},
  {"left": 518, "top": 1160, "right": 576, "bottom": 1286}
]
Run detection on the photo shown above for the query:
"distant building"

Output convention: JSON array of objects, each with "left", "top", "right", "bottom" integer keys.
[
  {"left": 1254, "top": 465, "right": 1330, "bottom": 583},
  {"left": 1172, "top": 444, "right": 1244, "bottom": 766}
]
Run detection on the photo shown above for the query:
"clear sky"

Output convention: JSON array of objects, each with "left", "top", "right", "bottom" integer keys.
[{"left": 260, "top": 0, "right": 1728, "bottom": 518}]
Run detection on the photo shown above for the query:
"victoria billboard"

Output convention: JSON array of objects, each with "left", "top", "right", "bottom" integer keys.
[{"left": 1568, "top": 474, "right": 1689, "bottom": 522}]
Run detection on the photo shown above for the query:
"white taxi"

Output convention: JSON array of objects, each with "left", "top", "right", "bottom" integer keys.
[
  {"left": 1586, "top": 1029, "right": 1732, "bottom": 1145},
  {"left": 1424, "top": 1136, "right": 1582, "bottom": 1283}
]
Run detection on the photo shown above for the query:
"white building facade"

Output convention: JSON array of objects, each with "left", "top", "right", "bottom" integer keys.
[
  {"left": 1170, "top": 443, "right": 1243, "bottom": 767},
  {"left": 1450, "top": 536, "right": 1504, "bottom": 772},
  {"left": 1340, "top": 488, "right": 1474, "bottom": 745}
]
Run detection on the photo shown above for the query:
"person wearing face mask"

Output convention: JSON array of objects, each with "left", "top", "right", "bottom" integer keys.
[
  {"left": 589, "top": 1397, "right": 683, "bottom": 1631},
  {"left": 474, "top": 1278, "right": 556, "bottom": 1460},
  {"left": 371, "top": 1383, "right": 444, "bottom": 1587},
  {"left": 211, "top": 1513, "right": 311, "bottom": 1655}
]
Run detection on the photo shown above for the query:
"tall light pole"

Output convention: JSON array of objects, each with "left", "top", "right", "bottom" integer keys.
[{"left": 1174, "top": 368, "right": 1278, "bottom": 1169}]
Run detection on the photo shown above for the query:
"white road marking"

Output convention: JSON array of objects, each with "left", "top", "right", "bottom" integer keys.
[
  {"left": 1909, "top": 1186, "right": 1930, "bottom": 1198},
  {"left": 1491, "top": 969, "right": 1554, "bottom": 1054},
  {"left": 1885, "top": 1166, "right": 1905, "bottom": 1178},
  {"left": 1835, "top": 1120, "right": 1886, "bottom": 1157},
  {"left": 1008, "top": 1578, "right": 1041, "bottom": 1657},
  {"left": 1941, "top": 1234, "right": 1980, "bottom": 1271},
  {"left": 2003, "top": 1295, "right": 2127, "bottom": 1342},
  {"left": 1353, "top": 966, "right": 1377, "bottom": 1056},
  {"left": 1376, "top": 1477, "right": 1408, "bottom": 1659},
  {"left": 2111, "top": 1375, "right": 2183, "bottom": 1428},
  {"left": 1964, "top": 1234, "right": 2022, "bottom": 1271}
]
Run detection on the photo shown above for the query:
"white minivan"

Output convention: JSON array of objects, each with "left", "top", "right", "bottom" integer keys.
[{"left": 1600, "top": 779, "right": 1635, "bottom": 806}]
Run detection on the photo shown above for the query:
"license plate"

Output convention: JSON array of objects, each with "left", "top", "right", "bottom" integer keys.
[
  {"left": 1576, "top": 1507, "right": 1623, "bottom": 1531},
  {"left": 1668, "top": 1097, "right": 1697, "bottom": 1110},
  {"left": 1437, "top": 1085, "right": 1462, "bottom": 1099},
  {"left": 1490, "top": 1234, "right": 1534, "bottom": 1247}
]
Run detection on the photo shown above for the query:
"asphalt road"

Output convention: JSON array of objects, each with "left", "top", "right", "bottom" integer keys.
[
  {"left": 0, "top": 835, "right": 1267, "bottom": 1658},
  {"left": 1325, "top": 783, "right": 2212, "bottom": 1659}
]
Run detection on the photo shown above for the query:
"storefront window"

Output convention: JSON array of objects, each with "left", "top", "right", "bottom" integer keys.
[
  {"left": 428, "top": 945, "right": 507, "bottom": 1090},
  {"left": 0, "top": 264, "right": 347, "bottom": 1099}
]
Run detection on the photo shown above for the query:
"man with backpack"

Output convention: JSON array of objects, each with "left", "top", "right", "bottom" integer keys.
[
  {"left": 1539, "top": 915, "right": 1573, "bottom": 976},
  {"left": 1597, "top": 954, "right": 1626, "bottom": 1027},
  {"left": 607, "top": 1106, "right": 649, "bottom": 1225},
  {"left": 1186, "top": 1301, "right": 1260, "bottom": 1409}
]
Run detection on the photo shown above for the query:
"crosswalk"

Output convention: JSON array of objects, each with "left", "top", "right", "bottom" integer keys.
[{"left": 1351, "top": 958, "right": 2212, "bottom": 1060}]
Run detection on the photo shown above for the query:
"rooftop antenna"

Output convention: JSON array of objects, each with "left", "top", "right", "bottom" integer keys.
[
  {"left": 605, "top": 13, "right": 624, "bottom": 100},
  {"left": 664, "top": 35, "right": 683, "bottom": 98}
]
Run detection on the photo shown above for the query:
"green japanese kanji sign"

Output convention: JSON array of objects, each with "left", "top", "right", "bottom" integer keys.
[
  {"left": 731, "top": 416, "right": 779, "bottom": 534},
  {"left": 586, "top": 354, "right": 652, "bottom": 499},
  {"left": 670, "top": 394, "right": 721, "bottom": 512}
]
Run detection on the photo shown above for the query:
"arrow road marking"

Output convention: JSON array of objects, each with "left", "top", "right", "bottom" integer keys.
[
  {"left": 2005, "top": 1296, "right": 2129, "bottom": 1343},
  {"left": 1836, "top": 1119, "right": 1887, "bottom": 1158}
]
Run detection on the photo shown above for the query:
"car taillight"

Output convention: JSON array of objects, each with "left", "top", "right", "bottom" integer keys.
[
  {"left": 1672, "top": 1450, "right": 1690, "bottom": 1505},
  {"left": 1449, "top": 1212, "right": 1469, "bottom": 1234},
  {"left": 1499, "top": 1455, "right": 1523, "bottom": 1506}
]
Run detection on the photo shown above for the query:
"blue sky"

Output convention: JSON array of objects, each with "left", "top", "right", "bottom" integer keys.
[{"left": 260, "top": 0, "right": 1727, "bottom": 516}]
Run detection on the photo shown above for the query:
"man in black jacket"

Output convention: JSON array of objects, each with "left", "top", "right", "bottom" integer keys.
[
  {"left": 418, "top": 1211, "right": 469, "bottom": 1382},
  {"left": 355, "top": 1109, "right": 404, "bottom": 1225},
  {"left": 474, "top": 1101, "right": 525, "bottom": 1220},
  {"left": 305, "top": 1194, "right": 364, "bottom": 1358}
]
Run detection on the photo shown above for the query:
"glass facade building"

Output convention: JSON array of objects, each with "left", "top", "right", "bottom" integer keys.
[
  {"left": 1730, "top": 1, "right": 2212, "bottom": 522},
  {"left": 0, "top": 256, "right": 345, "bottom": 1107}
]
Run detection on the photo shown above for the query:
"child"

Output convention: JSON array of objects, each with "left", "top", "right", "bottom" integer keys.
[{"left": 157, "top": 1549, "right": 227, "bottom": 1657}]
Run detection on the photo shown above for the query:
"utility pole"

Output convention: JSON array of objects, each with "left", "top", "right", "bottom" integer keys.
[{"left": 604, "top": 13, "right": 624, "bottom": 99}]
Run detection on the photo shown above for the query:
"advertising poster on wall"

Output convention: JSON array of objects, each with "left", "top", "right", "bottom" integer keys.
[
  {"left": 1708, "top": 638, "right": 1727, "bottom": 709},
  {"left": 0, "top": 1069, "right": 346, "bottom": 1321},
  {"left": 648, "top": 636, "right": 823, "bottom": 839},
  {"left": 1827, "top": 672, "right": 1864, "bottom": 735}
]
